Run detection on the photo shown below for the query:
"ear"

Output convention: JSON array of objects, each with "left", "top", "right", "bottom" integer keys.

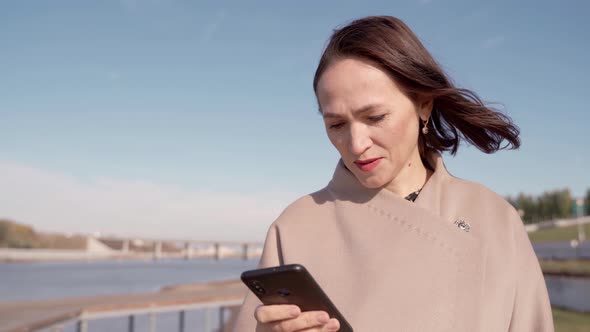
[{"left": 418, "top": 98, "right": 433, "bottom": 121}]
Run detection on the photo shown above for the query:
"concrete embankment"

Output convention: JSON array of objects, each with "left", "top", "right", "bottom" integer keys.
[
  {"left": 0, "top": 248, "right": 258, "bottom": 263},
  {"left": 0, "top": 248, "right": 150, "bottom": 263}
]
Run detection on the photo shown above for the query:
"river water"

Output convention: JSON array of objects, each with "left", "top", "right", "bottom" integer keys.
[
  {"left": 1, "top": 258, "right": 258, "bottom": 332},
  {"left": 0, "top": 258, "right": 256, "bottom": 302},
  {"left": 533, "top": 241, "right": 590, "bottom": 260}
]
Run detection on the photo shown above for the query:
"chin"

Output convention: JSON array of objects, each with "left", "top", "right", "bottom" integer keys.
[{"left": 357, "top": 175, "right": 387, "bottom": 189}]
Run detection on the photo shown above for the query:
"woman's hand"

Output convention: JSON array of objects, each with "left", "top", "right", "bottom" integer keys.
[{"left": 254, "top": 304, "right": 340, "bottom": 331}]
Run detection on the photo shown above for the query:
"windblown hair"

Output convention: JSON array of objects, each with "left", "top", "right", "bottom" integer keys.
[{"left": 313, "top": 16, "right": 520, "bottom": 156}]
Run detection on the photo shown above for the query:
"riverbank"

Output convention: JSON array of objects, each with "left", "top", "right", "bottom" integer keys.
[
  {"left": 540, "top": 259, "right": 590, "bottom": 277},
  {"left": 0, "top": 279, "right": 245, "bottom": 332},
  {"left": 553, "top": 306, "right": 590, "bottom": 332},
  {"left": 529, "top": 223, "right": 590, "bottom": 243}
]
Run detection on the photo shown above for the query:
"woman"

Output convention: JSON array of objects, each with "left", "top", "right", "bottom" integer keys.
[{"left": 232, "top": 16, "right": 553, "bottom": 332}]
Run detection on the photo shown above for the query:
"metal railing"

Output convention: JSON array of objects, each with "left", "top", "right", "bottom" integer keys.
[{"left": 42, "top": 299, "right": 242, "bottom": 332}]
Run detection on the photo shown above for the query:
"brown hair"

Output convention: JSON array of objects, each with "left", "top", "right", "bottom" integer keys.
[{"left": 313, "top": 16, "right": 520, "bottom": 156}]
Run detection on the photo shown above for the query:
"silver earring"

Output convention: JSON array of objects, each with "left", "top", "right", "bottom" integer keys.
[{"left": 422, "top": 118, "right": 429, "bottom": 135}]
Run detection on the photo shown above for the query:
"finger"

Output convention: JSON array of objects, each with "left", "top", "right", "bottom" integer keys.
[
  {"left": 271, "top": 311, "right": 330, "bottom": 331},
  {"left": 297, "top": 319, "right": 340, "bottom": 332},
  {"left": 254, "top": 304, "right": 301, "bottom": 323},
  {"left": 323, "top": 318, "right": 340, "bottom": 331},
  {"left": 290, "top": 318, "right": 340, "bottom": 332}
]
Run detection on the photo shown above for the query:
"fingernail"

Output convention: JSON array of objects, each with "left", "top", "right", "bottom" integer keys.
[
  {"left": 289, "top": 307, "right": 300, "bottom": 317},
  {"left": 317, "top": 312, "right": 329, "bottom": 323},
  {"left": 327, "top": 318, "right": 340, "bottom": 330}
]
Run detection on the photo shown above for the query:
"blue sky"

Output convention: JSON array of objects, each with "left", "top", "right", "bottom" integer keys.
[{"left": 1, "top": 0, "right": 588, "bottom": 241}]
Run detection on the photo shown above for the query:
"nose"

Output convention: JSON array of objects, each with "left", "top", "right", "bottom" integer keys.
[{"left": 348, "top": 123, "right": 372, "bottom": 156}]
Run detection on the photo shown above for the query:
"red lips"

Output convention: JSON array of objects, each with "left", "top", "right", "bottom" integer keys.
[
  {"left": 354, "top": 158, "right": 382, "bottom": 172},
  {"left": 354, "top": 158, "right": 381, "bottom": 165}
]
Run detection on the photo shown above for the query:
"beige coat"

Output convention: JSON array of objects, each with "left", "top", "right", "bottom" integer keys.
[{"left": 232, "top": 153, "right": 554, "bottom": 331}]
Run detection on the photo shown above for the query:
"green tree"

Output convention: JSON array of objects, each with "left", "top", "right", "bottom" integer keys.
[
  {"left": 537, "top": 189, "right": 573, "bottom": 220},
  {"left": 540, "top": 192, "right": 552, "bottom": 219},
  {"left": 509, "top": 189, "right": 574, "bottom": 223},
  {"left": 0, "top": 219, "right": 38, "bottom": 248},
  {"left": 554, "top": 189, "right": 573, "bottom": 218},
  {"left": 515, "top": 193, "right": 537, "bottom": 224}
]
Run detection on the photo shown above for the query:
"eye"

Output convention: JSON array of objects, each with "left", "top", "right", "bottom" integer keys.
[
  {"left": 329, "top": 122, "right": 345, "bottom": 130},
  {"left": 368, "top": 114, "right": 386, "bottom": 123}
]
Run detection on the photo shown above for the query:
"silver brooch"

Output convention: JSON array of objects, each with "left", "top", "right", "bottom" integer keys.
[{"left": 454, "top": 219, "right": 470, "bottom": 232}]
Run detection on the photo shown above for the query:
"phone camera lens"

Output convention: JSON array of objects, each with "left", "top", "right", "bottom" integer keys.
[
  {"left": 277, "top": 288, "right": 291, "bottom": 297},
  {"left": 250, "top": 281, "right": 266, "bottom": 295}
]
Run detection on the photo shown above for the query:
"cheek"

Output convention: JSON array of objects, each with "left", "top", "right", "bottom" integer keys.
[
  {"left": 329, "top": 134, "right": 349, "bottom": 156},
  {"left": 378, "top": 114, "right": 418, "bottom": 152},
  {"left": 396, "top": 115, "right": 417, "bottom": 139}
]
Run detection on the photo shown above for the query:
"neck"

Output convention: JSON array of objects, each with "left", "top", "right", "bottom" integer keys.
[{"left": 384, "top": 150, "right": 432, "bottom": 199}]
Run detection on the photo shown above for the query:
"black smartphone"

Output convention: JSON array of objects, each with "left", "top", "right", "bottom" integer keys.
[{"left": 240, "top": 264, "right": 353, "bottom": 332}]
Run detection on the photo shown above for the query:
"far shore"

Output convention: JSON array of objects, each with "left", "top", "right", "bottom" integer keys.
[
  {"left": 539, "top": 259, "right": 590, "bottom": 278},
  {"left": 0, "top": 247, "right": 260, "bottom": 263}
]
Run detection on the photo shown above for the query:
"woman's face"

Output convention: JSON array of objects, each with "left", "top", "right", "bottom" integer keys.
[{"left": 316, "top": 58, "right": 431, "bottom": 189}]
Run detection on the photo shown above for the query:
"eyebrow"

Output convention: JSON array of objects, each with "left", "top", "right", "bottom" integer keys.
[{"left": 321, "top": 103, "right": 382, "bottom": 119}]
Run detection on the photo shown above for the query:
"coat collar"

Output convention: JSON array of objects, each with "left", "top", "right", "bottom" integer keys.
[{"left": 327, "top": 151, "right": 450, "bottom": 218}]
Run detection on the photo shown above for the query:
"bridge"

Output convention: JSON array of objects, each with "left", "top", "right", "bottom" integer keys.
[{"left": 95, "top": 236, "right": 264, "bottom": 261}]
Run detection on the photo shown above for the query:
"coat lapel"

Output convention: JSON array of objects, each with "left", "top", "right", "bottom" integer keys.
[{"left": 323, "top": 152, "right": 487, "bottom": 331}]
